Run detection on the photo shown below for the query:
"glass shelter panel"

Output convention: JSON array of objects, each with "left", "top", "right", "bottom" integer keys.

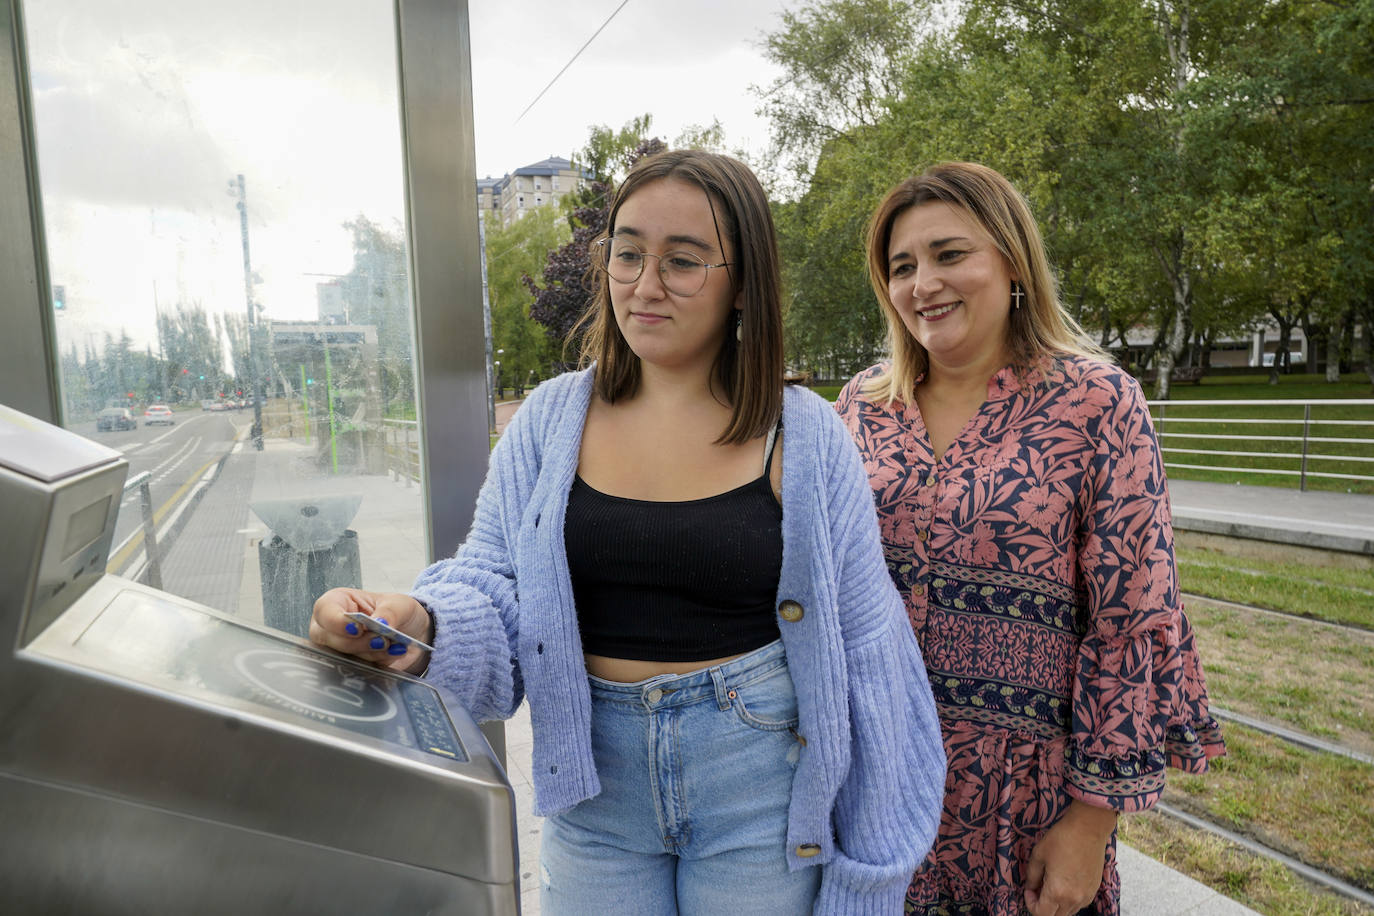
[{"left": 24, "top": 0, "right": 428, "bottom": 631}]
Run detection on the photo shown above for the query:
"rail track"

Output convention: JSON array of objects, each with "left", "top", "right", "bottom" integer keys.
[{"left": 1164, "top": 591, "right": 1374, "bottom": 908}]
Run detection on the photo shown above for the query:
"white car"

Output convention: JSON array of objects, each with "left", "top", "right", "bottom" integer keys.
[{"left": 143, "top": 404, "right": 175, "bottom": 426}]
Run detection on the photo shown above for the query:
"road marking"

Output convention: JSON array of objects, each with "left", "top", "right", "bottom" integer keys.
[{"left": 107, "top": 454, "right": 222, "bottom": 575}]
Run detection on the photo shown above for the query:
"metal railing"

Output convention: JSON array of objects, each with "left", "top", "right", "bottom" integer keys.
[
  {"left": 123, "top": 470, "right": 163, "bottom": 588},
  {"left": 1147, "top": 398, "right": 1374, "bottom": 490},
  {"left": 383, "top": 418, "right": 420, "bottom": 486}
]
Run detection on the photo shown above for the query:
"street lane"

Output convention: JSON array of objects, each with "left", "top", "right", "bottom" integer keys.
[{"left": 79, "top": 408, "right": 250, "bottom": 577}]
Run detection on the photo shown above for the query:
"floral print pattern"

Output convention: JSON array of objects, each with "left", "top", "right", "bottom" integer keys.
[{"left": 836, "top": 356, "right": 1225, "bottom": 916}]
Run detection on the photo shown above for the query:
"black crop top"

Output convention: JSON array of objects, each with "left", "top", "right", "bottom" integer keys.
[{"left": 564, "top": 424, "right": 783, "bottom": 662}]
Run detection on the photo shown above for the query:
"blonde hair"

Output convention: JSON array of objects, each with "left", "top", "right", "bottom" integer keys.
[{"left": 863, "top": 161, "right": 1106, "bottom": 404}]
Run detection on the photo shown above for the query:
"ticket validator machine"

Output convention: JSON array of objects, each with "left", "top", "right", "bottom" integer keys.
[{"left": 0, "top": 405, "right": 519, "bottom": 914}]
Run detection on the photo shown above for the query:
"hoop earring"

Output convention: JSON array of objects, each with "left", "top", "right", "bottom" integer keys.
[
  {"left": 735, "top": 310, "right": 743, "bottom": 342},
  {"left": 1011, "top": 281, "right": 1025, "bottom": 311}
]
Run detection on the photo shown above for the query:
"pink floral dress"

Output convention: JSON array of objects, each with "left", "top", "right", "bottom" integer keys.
[{"left": 835, "top": 356, "right": 1225, "bottom": 916}]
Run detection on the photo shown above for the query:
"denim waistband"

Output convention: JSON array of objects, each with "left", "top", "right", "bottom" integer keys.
[{"left": 587, "top": 639, "right": 788, "bottom": 712}]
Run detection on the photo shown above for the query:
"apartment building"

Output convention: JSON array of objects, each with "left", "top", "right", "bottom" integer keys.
[{"left": 477, "top": 155, "right": 592, "bottom": 226}]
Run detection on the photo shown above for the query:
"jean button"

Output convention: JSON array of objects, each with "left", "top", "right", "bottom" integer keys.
[{"left": 647, "top": 687, "right": 663, "bottom": 704}]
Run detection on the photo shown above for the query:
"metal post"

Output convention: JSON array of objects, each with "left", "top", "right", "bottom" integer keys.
[
  {"left": 231, "top": 173, "right": 265, "bottom": 450},
  {"left": 134, "top": 473, "right": 162, "bottom": 590},
  {"left": 300, "top": 363, "right": 310, "bottom": 444},
  {"left": 1299, "top": 403, "right": 1311, "bottom": 491},
  {"left": 479, "top": 214, "right": 494, "bottom": 434},
  {"left": 324, "top": 338, "right": 339, "bottom": 474}
]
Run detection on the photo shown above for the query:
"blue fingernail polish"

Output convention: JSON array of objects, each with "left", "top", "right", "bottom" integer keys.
[
  {"left": 377, "top": 618, "right": 389, "bottom": 626},
  {"left": 345, "top": 622, "right": 359, "bottom": 635},
  {"left": 388, "top": 643, "right": 407, "bottom": 655},
  {"left": 370, "top": 636, "right": 385, "bottom": 650}
]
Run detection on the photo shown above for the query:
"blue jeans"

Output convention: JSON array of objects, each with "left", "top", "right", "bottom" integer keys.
[{"left": 539, "top": 639, "right": 820, "bottom": 915}]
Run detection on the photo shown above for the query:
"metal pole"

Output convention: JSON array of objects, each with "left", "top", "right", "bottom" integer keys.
[
  {"left": 135, "top": 474, "right": 162, "bottom": 590},
  {"left": 300, "top": 363, "right": 310, "bottom": 444},
  {"left": 479, "top": 214, "right": 494, "bottom": 433},
  {"left": 1300, "top": 403, "right": 1311, "bottom": 491},
  {"left": 324, "top": 338, "right": 339, "bottom": 474},
  {"left": 232, "top": 173, "right": 265, "bottom": 450}
]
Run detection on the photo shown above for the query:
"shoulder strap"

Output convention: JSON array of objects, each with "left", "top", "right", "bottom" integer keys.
[{"left": 762, "top": 416, "right": 783, "bottom": 473}]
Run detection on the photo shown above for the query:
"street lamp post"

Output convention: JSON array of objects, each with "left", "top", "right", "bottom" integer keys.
[
  {"left": 230, "top": 173, "right": 264, "bottom": 450},
  {"left": 489, "top": 348, "right": 503, "bottom": 427}
]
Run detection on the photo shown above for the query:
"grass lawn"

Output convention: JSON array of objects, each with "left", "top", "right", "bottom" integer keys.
[
  {"left": 1177, "top": 545, "right": 1374, "bottom": 631},
  {"left": 1119, "top": 810, "right": 1372, "bottom": 916},
  {"left": 1163, "top": 723, "right": 1374, "bottom": 893},
  {"left": 1160, "top": 542, "right": 1374, "bottom": 911},
  {"left": 1145, "top": 374, "right": 1374, "bottom": 494},
  {"left": 1183, "top": 594, "right": 1374, "bottom": 756}
]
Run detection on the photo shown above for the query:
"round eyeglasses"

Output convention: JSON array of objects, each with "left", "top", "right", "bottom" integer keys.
[{"left": 595, "top": 237, "right": 731, "bottom": 297}]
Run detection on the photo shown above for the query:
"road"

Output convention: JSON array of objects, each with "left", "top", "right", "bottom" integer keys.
[{"left": 83, "top": 407, "right": 249, "bottom": 578}]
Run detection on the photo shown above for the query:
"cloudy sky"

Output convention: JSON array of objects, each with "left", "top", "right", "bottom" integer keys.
[
  {"left": 469, "top": 0, "right": 788, "bottom": 179},
  {"left": 23, "top": 0, "right": 790, "bottom": 366}
]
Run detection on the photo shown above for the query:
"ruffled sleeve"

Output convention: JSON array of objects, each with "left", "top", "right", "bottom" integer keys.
[{"left": 1068, "top": 373, "right": 1224, "bottom": 812}]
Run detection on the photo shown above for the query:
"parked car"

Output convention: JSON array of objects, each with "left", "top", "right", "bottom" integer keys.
[
  {"left": 143, "top": 404, "right": 175, "bottom": 426},
  {"left": 96, "top": 407, "right": 137, "bottom": 431}
]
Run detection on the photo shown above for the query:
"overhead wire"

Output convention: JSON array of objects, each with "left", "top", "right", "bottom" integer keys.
[{"left": 514, "top": 0, "right": 633, "bottom": 124}]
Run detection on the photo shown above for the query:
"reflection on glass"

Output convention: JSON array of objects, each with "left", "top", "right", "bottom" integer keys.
[{"left": 24, "top": 0, "right": 426, "bottom": 629}]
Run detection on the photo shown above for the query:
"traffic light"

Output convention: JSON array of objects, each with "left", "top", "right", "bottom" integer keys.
[{"left": 52, "top": 284, "right": 65, "bottom": 310}]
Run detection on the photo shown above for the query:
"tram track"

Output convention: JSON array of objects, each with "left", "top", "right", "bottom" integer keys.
[
  {"left": 1181, "top": 590, "right": 1374, "bottom": 636},
  {"left": 1152, "top": 801, "right": 1374, "bottom": 909},
  {"left": 1164, "top": 590, "right": 1374, "bottom": 908}
]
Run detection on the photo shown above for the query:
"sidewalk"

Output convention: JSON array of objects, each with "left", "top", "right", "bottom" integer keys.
[{"left": 1168, "top": 478, "right": 1374, "bottom": 557}]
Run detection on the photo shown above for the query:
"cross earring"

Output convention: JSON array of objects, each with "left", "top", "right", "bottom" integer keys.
[{"left": 1011, "top": 282, "right": 1024, "bottom": 311}]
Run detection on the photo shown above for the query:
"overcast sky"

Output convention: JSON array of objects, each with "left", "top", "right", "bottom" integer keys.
[
  {"left": 469, "top": 0, "right": 788, "bottom": 178},
  {"left": 23, "top": 0, "right": 790, "bottom": 372}
]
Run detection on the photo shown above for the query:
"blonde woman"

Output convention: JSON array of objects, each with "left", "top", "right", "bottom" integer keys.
[{"left": 835, "top": 161, "right": 1224, "bottom": 916}]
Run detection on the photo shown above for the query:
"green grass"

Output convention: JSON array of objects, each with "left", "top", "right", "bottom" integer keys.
[
  {"left": 1162, "top": 724, "right": 1374, "bottom": 893},
  {"left": 1184, "top": 595, "right": 1374, "bottom": 754},
  {"left": 1178, "top": 546, "right": 1374, "bottom": 630},
  {"left": 1145, "top": 374, "right": 1374, "bottom": 494},
  {"left": 1119, "top": 811, "right": 1373, "bottom": 915}
]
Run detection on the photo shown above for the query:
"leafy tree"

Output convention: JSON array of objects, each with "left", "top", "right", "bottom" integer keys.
[
  {"left": 483, "top": 206, "right": 568, "bottom": 386},
  {"left": 527, "top": 130, "right": 667, "bottom": 359}
]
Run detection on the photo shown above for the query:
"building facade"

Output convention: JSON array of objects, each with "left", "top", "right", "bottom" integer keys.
[{"left": 476, "top": 156, "right": 592, "bottom": 226}]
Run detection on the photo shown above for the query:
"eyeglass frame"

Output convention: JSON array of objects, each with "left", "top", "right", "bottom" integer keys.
[{"left": 593, "top": 236, "right": 733, "bottom": 297}]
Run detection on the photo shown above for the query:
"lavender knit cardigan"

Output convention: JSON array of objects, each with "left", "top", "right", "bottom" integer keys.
[{"left": 412, "top": 368, "right": 945, "bottom": 915}]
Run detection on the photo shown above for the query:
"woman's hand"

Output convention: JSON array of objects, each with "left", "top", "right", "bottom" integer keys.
[
  {"left": 1023, "top": 799, "right": 1118, "bottom": 916},
  {"left": 310, "top": 587, "right": 432, "bottom": 675}
]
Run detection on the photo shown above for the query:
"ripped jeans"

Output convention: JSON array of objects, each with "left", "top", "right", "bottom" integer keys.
[{"left": 539, "top": 639, "right": 819, "bottom": 915}]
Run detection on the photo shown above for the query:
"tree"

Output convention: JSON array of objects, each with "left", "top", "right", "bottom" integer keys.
[
  {"left": 483, "top": 206, "right": 569, "bottom": 385},
  {"left": 527, "top": 126, "right": 667, "bottom": 358}
]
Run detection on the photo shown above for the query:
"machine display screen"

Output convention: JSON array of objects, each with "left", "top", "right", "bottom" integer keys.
[
  {"left": 72, "top": 590, "right": 465, "bottom": 762},
  {"left": 62, "top": 494, "right": 112, "bottom": 561}
]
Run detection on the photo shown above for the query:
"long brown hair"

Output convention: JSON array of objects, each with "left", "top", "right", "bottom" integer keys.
[
  {"left": 575, "top": 149, "right": 783, "bottom": 444},
  {"left": 863, "top": 161, "right": 1105, "bottom": 404}
]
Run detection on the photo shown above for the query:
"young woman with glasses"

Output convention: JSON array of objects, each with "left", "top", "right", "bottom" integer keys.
[{"left": 311, "top": 149, "right": 946, "bottom": 915}]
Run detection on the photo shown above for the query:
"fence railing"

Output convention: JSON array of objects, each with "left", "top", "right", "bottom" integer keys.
[
  {"left": 123, "top": 470, "right": 162, "bottom": 588},
  {"left": 1147, "top": 398, "right": 1374, "bottom": 491},
  {"left": 383, "top": 418, "right": 420, "bottom": 486}
]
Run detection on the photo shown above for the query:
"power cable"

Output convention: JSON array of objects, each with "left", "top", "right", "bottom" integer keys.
[{"left": 514, "top": 0, "right": 633, "bottom": 124}]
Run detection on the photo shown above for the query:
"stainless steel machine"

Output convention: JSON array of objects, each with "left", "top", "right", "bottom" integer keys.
[{"left": 0, "top": 404, "right": 519, "bottom": 914}]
